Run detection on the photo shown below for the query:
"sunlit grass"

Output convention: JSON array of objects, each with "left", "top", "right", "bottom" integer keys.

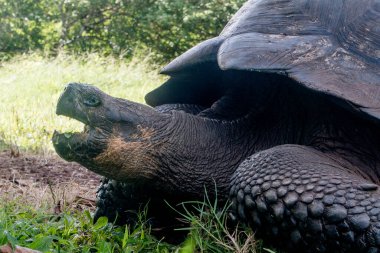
[{"left": 0, "top": 53, "right": 165, "bottom": 153}]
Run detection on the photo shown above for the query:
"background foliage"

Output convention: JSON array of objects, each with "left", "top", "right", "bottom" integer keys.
[{"left": 0, "top": 0, "right": 245, "bottom": 62}]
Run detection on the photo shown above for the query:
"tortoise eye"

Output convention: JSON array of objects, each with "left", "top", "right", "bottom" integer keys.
[{"left": 84, "top": 95, "right": 101, "bottom": 107}]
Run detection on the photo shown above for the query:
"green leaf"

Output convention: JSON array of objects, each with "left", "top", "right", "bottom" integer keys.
[
  {"left": 96, "top": 240, "right": 112, "bottom": 252},
  {"left": 140, "top": 229, "right": 145, "bottom": 240},
  {"left": 4, "top": 230, "right": 18, "bottom": 248},
  {"left": 179, "top": 236, "right": 196, "bottom": 253},
  {"left": 28, "top": 235, "right": 54, "bottom": 251},
  {"left": 122, "top": 225, "right": 129, "bottom": 249},
  {"left": 93, "top": 216, "right": 108, "bottom": 230},
  {"left": 84, "top": 210, "right": 93, "bottom": 223}
]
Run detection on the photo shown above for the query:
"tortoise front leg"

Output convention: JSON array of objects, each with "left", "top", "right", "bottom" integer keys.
[
  {"left": 230, "top": 145, "right": 380, "bottom": 253},
  {"left": 94, "top": 178, "right": 145, "bottom": 225},
  {"left": 94, "top": 178, "right": 188, "bottom": 243}
]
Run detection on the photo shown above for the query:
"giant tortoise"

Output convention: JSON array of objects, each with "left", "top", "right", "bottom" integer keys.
[{"left": 53, "top": 0, "right": 380, "bottom": 252}]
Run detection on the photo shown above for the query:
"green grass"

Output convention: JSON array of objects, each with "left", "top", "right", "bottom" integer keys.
[
  {"left": 0, "top": 199, "right": 176, "bottom": 252},
  {"left": 171, "top": 191, "right": 259, "bottom": 253},
  {"left": 0, "top": 192, "right": 270, "bottom": 253},
  {"left": 0, "top": 53, "right": 164, "bottom": 153}
]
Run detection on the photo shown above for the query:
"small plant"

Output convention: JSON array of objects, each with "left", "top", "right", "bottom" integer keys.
[{"left": 170, "top": 187, "right": 256, "bottom": 253}]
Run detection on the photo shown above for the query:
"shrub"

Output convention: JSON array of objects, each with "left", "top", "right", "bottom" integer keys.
[{"left": 0, "top": 0, "right": 245, "bottom": 62}]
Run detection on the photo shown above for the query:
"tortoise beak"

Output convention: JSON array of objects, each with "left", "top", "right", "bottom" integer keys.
[{"left": 56, "top": 83, "right": 91, "bottom": 125}]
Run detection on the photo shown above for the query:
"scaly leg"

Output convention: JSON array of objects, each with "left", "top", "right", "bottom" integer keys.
[{"left": 230, "top": 145, "right": 380, "bottom": 253}]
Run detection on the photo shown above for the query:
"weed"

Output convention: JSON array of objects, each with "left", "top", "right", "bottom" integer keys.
[{"left": 170, "top": 188, "right": 276, "bottom": 253}]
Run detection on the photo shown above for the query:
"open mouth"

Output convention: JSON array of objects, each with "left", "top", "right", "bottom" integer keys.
[
  {"left": 52, "top": 124, "right": 91, "bottom": 145},
  {"left": 52, "top": 83, "right": 134, "bottom": 163},
  {"left": 52, "top": 121, "right": 92, "bottom": 161}
]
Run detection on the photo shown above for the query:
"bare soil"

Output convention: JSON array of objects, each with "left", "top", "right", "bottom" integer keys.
[
  {"left": 0, "top": 149, "right": 101, "bottom": 210},
  {"left": 0, "top": 150, "right": 100, "bottom": 186}
]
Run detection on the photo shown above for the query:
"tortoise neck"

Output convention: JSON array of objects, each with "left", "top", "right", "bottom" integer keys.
[{"left": 152, "top": 111, "right": 257, "bottom": 198}]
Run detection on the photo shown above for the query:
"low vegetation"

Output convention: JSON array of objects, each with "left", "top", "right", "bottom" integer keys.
[
  {"left": 0, "top": 200, "right": 176, "bottom": 252},
  {"left": 0, "top": 179, "right": 265, "bottom": 253},
  {"left": 0, "top": 182, "right": 269, "bottom": 252}
]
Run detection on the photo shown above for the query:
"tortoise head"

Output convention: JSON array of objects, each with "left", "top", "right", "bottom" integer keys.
[
  {"left": 52, "top": 83, "right": 256, "bottom": 195},
  {"left": 52, "top": 83, "right": 167, "bottom": 182}
]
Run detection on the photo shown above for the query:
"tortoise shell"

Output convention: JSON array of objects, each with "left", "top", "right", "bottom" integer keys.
[{"left": 147, "top": 0, "right": 380, "bottom": 120}]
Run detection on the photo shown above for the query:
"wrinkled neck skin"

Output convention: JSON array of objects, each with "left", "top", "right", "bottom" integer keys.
[{"left": 154, "top": 111, "right": 257, "bottom": 198}]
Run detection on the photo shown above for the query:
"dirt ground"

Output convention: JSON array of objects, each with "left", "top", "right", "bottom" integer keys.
[{"left": 0, "top": 149, "right": 101, "bottom": 210}]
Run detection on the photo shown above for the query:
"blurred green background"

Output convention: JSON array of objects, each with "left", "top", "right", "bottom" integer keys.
[{"left": 0, "top": 0, "right": 244, "bottom": 62}]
